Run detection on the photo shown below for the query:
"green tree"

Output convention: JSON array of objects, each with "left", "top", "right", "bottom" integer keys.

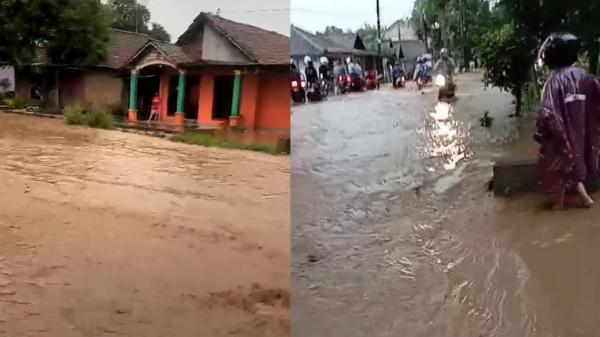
[
  {"left": 0, "top": 0, "right": 111, "bottom": 67},
  {"left": 148, "top": 23, "right": 171, "bottom": 42},
  {"left": 107, "top": 0, "right": 150, "bottom": 33},
  {"left": 478, "top": 24, "right": 537, "bottom": 115},
  {"left": 106, "top": 0, "right": 171, "bottom": 42}
]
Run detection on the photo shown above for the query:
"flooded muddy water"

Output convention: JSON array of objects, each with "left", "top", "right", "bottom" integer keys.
[
  {"left": 0, "top": 112, "right": 290, "bottom": 337},
  {"left": 292, "top": 73, "right": 600, "bottom": 337}
]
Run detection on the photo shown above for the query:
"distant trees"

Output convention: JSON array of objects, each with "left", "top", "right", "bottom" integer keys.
[
  {"left": 106, "top": 0, "right": 171, "bottom": 42},
  {"left": 0, "top": 0, "right": 112, "bottom": 67},
  {"left": 412, "top": 0, "right": 600, "bottom": 115}
]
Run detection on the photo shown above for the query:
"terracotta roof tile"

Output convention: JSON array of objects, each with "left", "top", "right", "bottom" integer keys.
[
  {"left": 103, "top": 29, "right": 151, "bottom": 69},
  {"left": 201, "top": 14, "right": 290, "bottom": 65}
]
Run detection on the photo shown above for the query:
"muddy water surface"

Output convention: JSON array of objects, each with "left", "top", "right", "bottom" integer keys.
[
  {"left": 0, "top": 113, "right": 290, "bottom": 337},
  {"left": 292, "top": 73, "right": 599, "bottom": 337}
]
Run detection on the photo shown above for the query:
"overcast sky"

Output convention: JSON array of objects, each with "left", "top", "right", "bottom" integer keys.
[
  {"left": 290, "top": 0, "right": 415, "bottom": 33},
  {"left": 140, "top": 0, "right": 290, "bottom": 41}
]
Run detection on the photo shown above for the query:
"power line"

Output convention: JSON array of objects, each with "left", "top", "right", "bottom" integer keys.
[{"left": 216, "top": 8, "right": 290, "bottom": 13}]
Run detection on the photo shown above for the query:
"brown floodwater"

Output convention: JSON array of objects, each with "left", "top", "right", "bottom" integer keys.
[
  {"left": 0, "top": 112, "right": 290, "bottom": 337},
  {"left": 292, "top": 73, "right": 599, "bottom": 337}
]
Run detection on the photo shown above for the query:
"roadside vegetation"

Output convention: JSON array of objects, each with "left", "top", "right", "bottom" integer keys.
[
  {"left": 171, "top": 132, "right": 285, "bottom": 155},
  {"left": 411, "top": 0, "right": 600, "bottom": 116},
  {"left": 64, "top": 105, "right": 115, "bottom": 130},
  {"left": 0, "top": 96, "right": 28, "bottom": 110}
]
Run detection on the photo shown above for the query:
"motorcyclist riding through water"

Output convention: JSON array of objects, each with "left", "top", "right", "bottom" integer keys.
[
  {"left": 433, "top": 48, "right": 457, "bottom": 100},
  {"left": 304, "top": 55, "right": 322, "bottom": 101},
  {"left": 318, "top": 56, "right": 332, "bottom": 95}
]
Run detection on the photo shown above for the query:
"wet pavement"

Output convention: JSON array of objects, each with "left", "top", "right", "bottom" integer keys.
[
  {"left": 0, "top": 112, "right": 290, "bottom": 337},
  {"left": 292, "top": 73, "right": 600, "bottom": 337}
]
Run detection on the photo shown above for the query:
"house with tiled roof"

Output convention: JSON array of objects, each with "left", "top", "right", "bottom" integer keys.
[
  {"left": 290, "top": 25, "right": 378, "bottom": 75},
  {"left": 17, "top": 13, "right": 290, "bottom": 132}
]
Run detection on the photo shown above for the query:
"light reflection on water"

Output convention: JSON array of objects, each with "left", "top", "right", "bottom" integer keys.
[{"left": 425, "top": 102, "right": 470, "bottom": 170}]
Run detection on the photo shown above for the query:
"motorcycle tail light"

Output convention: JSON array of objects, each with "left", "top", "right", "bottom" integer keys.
[{"left": 291, "top": 81, "right": 298, "bottom": 88}]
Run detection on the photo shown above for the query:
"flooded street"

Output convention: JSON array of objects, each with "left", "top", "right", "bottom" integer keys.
[
  {"left": 0, "top": 113, "right": 290, "bottom": 337},
  {"left": 292, "top": 73, "right": 600, "bottom": 337}
]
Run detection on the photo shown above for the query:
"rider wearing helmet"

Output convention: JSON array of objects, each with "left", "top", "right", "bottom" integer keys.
[
  {"left": 318, "top": 57, "right": 331, "bottom": 80},
  {"left": 433, "top": 48, "right": 456, "bottom": 80},
  {"left": 534, "top": 32, "right": 600, "bottom": 210},
  {"left": 304, "top": 55, "right": 319, "bottom": 86}
]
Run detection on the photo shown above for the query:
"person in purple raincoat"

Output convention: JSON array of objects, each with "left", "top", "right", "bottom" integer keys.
[{"left": 535, "top": 33, "right": 600, "bottom": 209}]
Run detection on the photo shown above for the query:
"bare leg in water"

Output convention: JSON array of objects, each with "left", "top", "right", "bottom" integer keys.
[
  {"left": 576, "top": 182, "right": 594, "bottom": 208},
  {"left": 552, "top": 188, "right": 566, "bottom": 210}
]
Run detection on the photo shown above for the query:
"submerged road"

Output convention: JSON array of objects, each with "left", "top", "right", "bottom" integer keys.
[{"left": 292, "top": 73, "right": 600, "bottom": 337}]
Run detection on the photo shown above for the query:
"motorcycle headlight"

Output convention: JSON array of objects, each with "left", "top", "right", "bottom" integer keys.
[{"left": 435, "top": 74, "right": 446, "bottom": 87}]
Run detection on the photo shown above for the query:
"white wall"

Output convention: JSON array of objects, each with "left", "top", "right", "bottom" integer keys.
[
  {"left": 0, "top": 67, "right": 15, "bottom": 92},
  {"left": 202, "top": 23, "right": 252, "bottom": 63}
]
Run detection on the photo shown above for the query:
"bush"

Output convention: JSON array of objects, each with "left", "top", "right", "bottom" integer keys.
[
  {"left": 64, "top": 105, "right": 87, "bottom": 125},
  {"left": 86, "top": 106, "right": 114, "bottom": 129},
  {"left": 1, "top": 96, "right": 28, "bottom": 109},
  {"left": 64, "top": 105, "right": 115, "bottom": 129}
]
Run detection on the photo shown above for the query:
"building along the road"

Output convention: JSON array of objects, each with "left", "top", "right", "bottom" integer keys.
[
  {"left": 290, "top": 25, "right": 379, "bottom": 76},
  {"left": 15, "top": 13, "right": 290, "bottom": 133},
  {"left": 382, "top": 19, "right": 427, "bottom": 76}
]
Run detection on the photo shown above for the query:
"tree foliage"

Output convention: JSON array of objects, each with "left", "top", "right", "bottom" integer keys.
[
  {"left": 412, "top": 0, "right": 600, "bottom": 114},
  {"left": 106, "top": 0, "right": 171, "bottom": 42},
  {"left": 0, "top": 0, "right": 111, "bottom": 67},
  {"left": 478, "top": 24, "right": 537, "bottom": 114}
]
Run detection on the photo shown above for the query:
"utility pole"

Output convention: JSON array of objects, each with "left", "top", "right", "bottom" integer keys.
[
  {"left": 134, "top": 0, "right": 139, "bottom": 33},
  {"left": 376, "top": 0, "right": 381, "bottom": 56}
]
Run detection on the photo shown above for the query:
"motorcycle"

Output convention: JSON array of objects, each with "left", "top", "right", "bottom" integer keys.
[
  {"left": 415, "top": 67, "right": 430, "bottom": 91},
  {"left": 349, "top": 73, "right": 365, "bottom": 92},
  {"left": 393, "top": 72, "right": 406, "bottom": 89},
  {"left": 306, "top": 80, "right": 323, "bottom": 102},
  {"left": 290, "top": 74, "right": 306, "bottom": 103},
  {"left": 365, "top": 71, "right": 380, "bottom": 90},
  {"left": 319, "top": 74, "right": 331, "bottom": 97},
  {"left": 435, "top": 74, "right": 456, "bottom": 101},
  {"left": 337, "top": 74, "right": 349, "bottom": 94}
]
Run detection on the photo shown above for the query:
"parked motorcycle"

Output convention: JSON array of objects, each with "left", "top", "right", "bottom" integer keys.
[{"left": 290, "top": 74, "right": 306, "bottom": 103}]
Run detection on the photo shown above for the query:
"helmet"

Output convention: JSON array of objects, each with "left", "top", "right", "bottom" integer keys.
[
  {"left": 304, "top": 55, "right": 312, "bottom": 64},
  {"left": 320, "top": 56, "right": 329, "bottom": 64},
  {"left": 440, "top": 48, "right": 449, "bottom": 58},
  {"left": 346, "top": 56, "right": 352, "bottom": 64},
  {"left": 539, "top": 32, "right": 580, "bottom": 69}
]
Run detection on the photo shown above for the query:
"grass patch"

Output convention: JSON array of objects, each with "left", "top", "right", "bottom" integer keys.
[
  {"left": 64, "top": 105, "right": 115, "bottom": 129},
  {"left": 1, "top": 96, "right": 28, "bottom": 109},
  {"left": 171, "top": 132, "right": 283, "bottom": 155}
]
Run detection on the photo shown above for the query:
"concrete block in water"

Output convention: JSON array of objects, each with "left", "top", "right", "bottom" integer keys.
[
  {"left": 493, "top": 160, "right": 538, "bottom": 196},
  {"left": 493, "top": 160, "right": 600, "bottom": 197}
]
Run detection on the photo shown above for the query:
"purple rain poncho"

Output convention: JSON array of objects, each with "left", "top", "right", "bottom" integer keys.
[{"left": 535, "top": 66, "right": 600, "bottom": 196}]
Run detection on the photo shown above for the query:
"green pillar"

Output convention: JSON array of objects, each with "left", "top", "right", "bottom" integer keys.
[
  {"left": 176, "top": 70, "right": 186, "bottom": 114},
  {"left": 230, "top": 70, "right": 242, "bottom": 117},
  {"left": 129, "top": 70, "right": 138, "bottom": 110}
]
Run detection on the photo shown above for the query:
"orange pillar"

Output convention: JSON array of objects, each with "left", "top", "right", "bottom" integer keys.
[
  {"left": 240, "top": 72, "right": 259, "bottom": 129},
  {"left": 198, "top": 74, "right": 215, "bottom": 125},
  {"left": 159, "top": 71, "right": 170, "bottom": 120}
]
